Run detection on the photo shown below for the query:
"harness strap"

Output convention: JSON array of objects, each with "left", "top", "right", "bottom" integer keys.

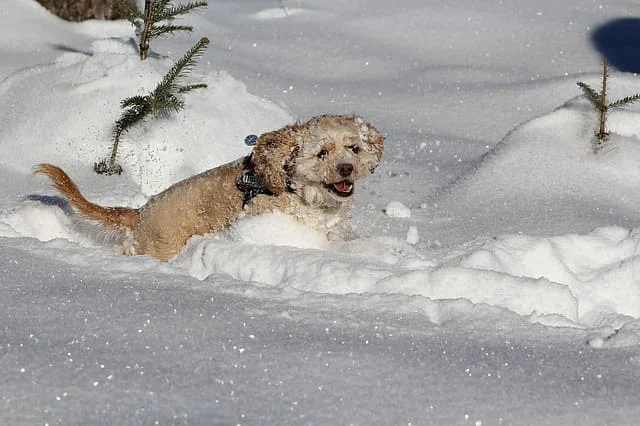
[{"left": 236, "top": 154, "right": 272, "bottom": 207}]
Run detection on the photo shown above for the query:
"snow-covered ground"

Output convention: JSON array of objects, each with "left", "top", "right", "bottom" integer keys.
[{"left": 3, "top": 0, "right": 640, "bottom": 424}]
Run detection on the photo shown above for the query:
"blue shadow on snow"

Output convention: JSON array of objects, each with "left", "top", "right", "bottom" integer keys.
[{"left": 591, "top": 18, "right": 640, "bottom": 73}]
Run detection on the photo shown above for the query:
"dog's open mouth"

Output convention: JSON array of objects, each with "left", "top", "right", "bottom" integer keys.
[{"left": 328, "top": 180, "right": 354, "bottom": 197}]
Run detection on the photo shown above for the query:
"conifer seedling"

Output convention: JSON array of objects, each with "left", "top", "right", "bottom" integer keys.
[
  {"left": 278, "top": 0, "right": 290, "bottom": 16},
  {"left": 118, "top": 0, "right": 208, "bottom": 60},
  {"left": 95, "top": 37, "right": 210, "bottom": 175},
  {"left": 577, "top": 58, "right": 640, "bottom": 153}
]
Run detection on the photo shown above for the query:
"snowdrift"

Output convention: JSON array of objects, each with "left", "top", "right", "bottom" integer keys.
[
  {"left": 0, "top": 35, "right": 293, "bottom": 198},
  {"left": 183, "top": 214, "right": 640, "bottom": 331},
  {"left": 443, "top": 94, "right": 640, "bottom": 211}
]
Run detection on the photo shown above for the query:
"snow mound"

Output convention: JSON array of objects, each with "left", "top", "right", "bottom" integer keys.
[
  {"left": 458, "top": 226, "right": 640, "bottom": 321},
  {"left": 385, "top": 200, "right": 411, "bottom": 218},
  {"left": 438, "top": 88, "right": 640, "bottom": 237},
  {"left": 0, "top": 37, "right": 293, "bottom": 196},
  {"left": 182, "top": 219, "right": 640, "bottom": 332},
  {"left": 0, "top": 200, "right": 73, "bottom": 241},
  {"left": 0, "top": 197, "right": 110, "bottom": 249},
  {"left": 226, "top": 212, "right": 331, "bottom": 250},
  {"left": 184, "top": 232, "right": 577, "bottom": 321}
]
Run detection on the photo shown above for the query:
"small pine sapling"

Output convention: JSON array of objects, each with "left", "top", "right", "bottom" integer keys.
[
  {"left": 278, "top": 0, "right": 290, "bottom": 16},
  {"left": 118, "top": 0, "right": 208, "bottom": 60},
  {"left": 577, "top": 58, "right": 640, "bottom": 153},
  {"left": 95, "top": 37, "right": 210, "bottom": 175}
]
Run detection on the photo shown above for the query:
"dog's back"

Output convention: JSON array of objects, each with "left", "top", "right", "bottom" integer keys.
[
  {"left": 132, "top": 161, "right": 247, "bottom": 259},
  {"left": 34, "top": 161, "right": 247, "bottom": 261}
]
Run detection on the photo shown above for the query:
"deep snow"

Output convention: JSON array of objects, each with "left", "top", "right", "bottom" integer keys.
[{"left": 3, "top": 0, "right": 640, "bottom": 424}]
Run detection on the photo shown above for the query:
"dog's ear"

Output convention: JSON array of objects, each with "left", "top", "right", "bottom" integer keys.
[
  {"left": 252, "top": 124, "right": 304, "bottom": 195},
  {"left": 357, "top": 118, "right": 385, "bottom": 172}
]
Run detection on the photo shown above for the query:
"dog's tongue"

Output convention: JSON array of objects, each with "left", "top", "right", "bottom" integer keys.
[{"left": 334, "top": 181, "right": 351, "bottom": 193}]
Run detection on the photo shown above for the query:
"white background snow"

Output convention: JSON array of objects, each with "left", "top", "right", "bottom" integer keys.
[{"left": 2, "top": 0, "right": 640, "bottom": 424}]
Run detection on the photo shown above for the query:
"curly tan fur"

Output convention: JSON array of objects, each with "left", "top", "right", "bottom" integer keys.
[
  {"left": 248, "top": 114, "right": 384, "bottom": 241},
  {"left": 34, "top": 114, "right": 384, "bottom": 261}
]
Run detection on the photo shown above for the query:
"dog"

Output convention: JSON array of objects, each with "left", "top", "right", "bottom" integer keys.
[{"left": 33, "top": 114, "right": 385, "bottom": 261}]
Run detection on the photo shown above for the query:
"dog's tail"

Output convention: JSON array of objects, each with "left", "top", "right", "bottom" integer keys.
[{"left": 33, "top": 163, "right": 138, "bottom": 230}]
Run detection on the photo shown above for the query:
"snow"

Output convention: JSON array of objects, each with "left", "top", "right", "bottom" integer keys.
[
  {"left": 406, "top": 225, "right": 420, "bottom": 245},
  {"left": 3, "top": 0, "right": 640, "bottom": 424},
  {"left": 384, "top": 200, "right": 412, "bottom": 218}
]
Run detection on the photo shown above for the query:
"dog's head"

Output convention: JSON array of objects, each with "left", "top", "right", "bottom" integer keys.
[{"left": 252, "top": 114, "right": 384, "bottom": 206}]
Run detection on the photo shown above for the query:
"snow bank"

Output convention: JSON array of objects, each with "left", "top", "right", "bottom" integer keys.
[
  {"left": 439, "top": 89, "right": 640, "bottom": 231},
  {"left": 0, "top": 37, "right": 293, "bottom": 197},
  {"left": 178, "top": 211, "right": 640, "bottom": 333},
  {"left": 183, "top": 220, "right": 630, "bottom": 327},
  {"left": 0, "top": 201, "right": 74, "bottom": 241}
]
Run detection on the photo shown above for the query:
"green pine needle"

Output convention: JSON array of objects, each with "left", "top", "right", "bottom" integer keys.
[
  {"left": 115, "top": 103, "right": 150, "bottom": 135},
  {"left": 120, "top": 95, "right": 148, "bottom": 109},
  {"left": 576, "top": 81, "right": 603, "bottom": 110},
  {"left": 158, "top": 37, "right": 210, "bottom": 91},
  {"left": 152, "top": 0, "right": 171, "bottom": 17},
  {"left": 131, "top": 1, "right": 209, "bottom": 60},
  {"left": 152, "top": 94, "right": 185, "bottom": 118},
  {"left": 608, "top": 93, "right": 640, "bottom": 109},
  {"left": 160, "top": 1, "right": 208, "bottom": 20},
  {"left": 150, "top": 24, "right": 194, "bottom": 39},
  {"left": 178, "top": 83, "right": 208, "bottom": 93}
]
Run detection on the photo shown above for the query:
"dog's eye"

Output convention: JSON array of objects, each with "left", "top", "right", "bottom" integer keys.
[
  {"left": 348, "top": 145, "right": 360, "bottom": 154},
  {"left": 317, "top": 149, "right": 328, "bottom": 159}
]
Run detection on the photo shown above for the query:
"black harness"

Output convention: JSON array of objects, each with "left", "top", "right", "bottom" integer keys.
[
  {"left": 236, "top": 134, "right": 296, "bottom": 206},
  {"left": 236, "top": 154, "right": 272, "bottom": 207}
]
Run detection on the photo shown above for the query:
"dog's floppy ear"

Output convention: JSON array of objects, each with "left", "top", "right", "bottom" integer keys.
[
  {"left": 356, "top": 117, "right": 385, "bottom": 172},
  {"left": 252, "top": 124, "right": 304, "bottom": 195}
]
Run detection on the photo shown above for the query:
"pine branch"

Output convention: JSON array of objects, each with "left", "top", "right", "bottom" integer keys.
[
  {"left": 149, "top": 24, "right": 194, "bottom": 39},
  {"left": 576, "top": 81, "right": 603, "bottom": 110},
  {"left": 151, "top": 93, "right": 184, "bottom": 118},
  {"left": 178, "top": 83, "right": 208, "bottom": 93},
  {"left": 152, "top": 0, "right": 171, "bottom": 18},
  {"left": 115, "top": 102, "right": 151, "bottom": 135},
  {"left": 159, "top": 1, "right": 208, "bottom": 20},
  {"left": 608, "top": 93, "right": 640, "bottom": 109},
  {"left": 600, "top": 58, "right": 608, "bottom": 113},
  {"left": 159, "top": 37, "right": 210, "bottom": 91},
  {"left": 135, "top": 0, "right": 208, "bottom": 60},
  {"left": 120, "top": 95, "right": 148, "bottom": 109}
]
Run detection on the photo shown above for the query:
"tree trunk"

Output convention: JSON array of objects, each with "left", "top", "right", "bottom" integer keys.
[{"left": 35, "top": 0, "right": 131, "bottom": 21}]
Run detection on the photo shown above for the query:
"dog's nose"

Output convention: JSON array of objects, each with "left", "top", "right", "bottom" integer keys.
[{"left": 338, "top": 163, "right": 353, "bottom": 177}]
